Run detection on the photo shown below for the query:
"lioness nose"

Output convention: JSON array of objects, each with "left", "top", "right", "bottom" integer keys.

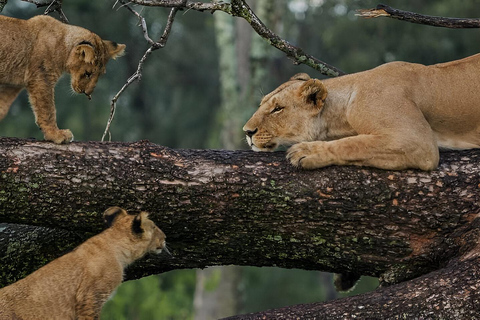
[{"left": 245, "top": 128, "right": 258, "bottom": 137}]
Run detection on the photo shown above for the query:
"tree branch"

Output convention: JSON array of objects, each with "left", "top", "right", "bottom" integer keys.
[
  {"left": 0, "top": 0, "right": 7, "bottom": 12},
  {"left": 128, "top": 0, "right": 345, "bottom": 77},
  {"left": 223, "top": 254, "right": 480, "bottom": 319},
  {"left": 101, "top": 2, "right": 179, "bottom": 141},
  {"left": 356, "top": 4, "right": 480, "bottom": 28},
  {"left": 2, "top": 137, "right": 480, "bottom": 317},
  {"left": 1, "top": 137, "right": 479, "bottom": 285},
  {"left": 21, "top": 0, "right": 69, "bottom": 23}
]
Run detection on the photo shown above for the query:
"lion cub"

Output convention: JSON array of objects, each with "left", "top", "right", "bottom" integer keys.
[
  {"left": 0, "top": 207, "right": 166, "bottom": 320},
  {"left": 0, "top": 15, "right": 126, "bottom": 144}
]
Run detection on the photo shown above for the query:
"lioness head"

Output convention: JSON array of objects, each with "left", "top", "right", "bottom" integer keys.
[
  {"left": 103, "top": 206, "right": 167, "bottom": 256},
  {"left": 66, "top": 38, "right": 125, "bottom": 99},
  {"left": 243, "top": 73, "right": 328, "bottom": 151}
]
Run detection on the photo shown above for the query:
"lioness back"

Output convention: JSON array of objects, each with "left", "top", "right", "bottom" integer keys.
[
  {"left": 0, "top": 15, "right": 125, "bottom": 144},
  {"left": 0, "top": 207, "right": 166, "bottom": 320}
]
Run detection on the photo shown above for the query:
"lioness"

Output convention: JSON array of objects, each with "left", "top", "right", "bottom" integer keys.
[
  {"left": 0, "top": 207, "right": 167, "bottom": 320},
  {"left": 0, "top": 15, "right": 126, "bottom": 144},
  {"left": 243, "top": 55, "right": 480, "bottom": 170}
]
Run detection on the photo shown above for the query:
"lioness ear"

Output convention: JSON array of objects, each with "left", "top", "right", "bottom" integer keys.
[
  {"left": 103, "top": 206, "right": 128, "bottom": 227},
  {"left": 104, "top": 40, "right": 126, "bottom": 59},
  {"left": 132, "top": 211, "right": 149, "bottom": 234},
  {"left": 298, "top": 79, "right": 328, "bottom": 109},
  {"left": 75, "top": 43, "right": 96, "bottom": 64},
  {"left": 290, "top": 73, "right": 311, "bottom": 81}
]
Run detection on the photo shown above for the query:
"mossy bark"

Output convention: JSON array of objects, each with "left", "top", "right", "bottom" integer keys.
[{"left": 1, "top": 137, "right": 480, "bottom": 318}]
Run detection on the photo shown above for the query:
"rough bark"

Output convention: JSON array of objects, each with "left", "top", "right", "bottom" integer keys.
[
  {"left": 224, "top": 254, "right": 480, "bottom": 319},
  {"left": 1, "top": 137, "right": 480, "bottom": 317},
  {"left": 357, "top": 4, "right": 480, "bottom": 28}
]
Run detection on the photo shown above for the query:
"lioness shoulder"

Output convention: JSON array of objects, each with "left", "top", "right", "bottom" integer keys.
[
  {"left": 0, "top": 207, "right": 166, "bottom": 320},
  {"left": 0, "top": 15, "right": 126, "bottom": 144}
]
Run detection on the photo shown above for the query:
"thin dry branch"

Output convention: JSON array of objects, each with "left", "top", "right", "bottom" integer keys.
[
  {"left": 0, "top": 0, "right": 7, "bottom": 12},
  {"left": 101, "top": 2, "right": 179, "bottom": 141},
  {"left": 21, "top": 0, "right": 69, "bottom": 23},
  {"left": 357, "top": 4, "right": 480, "bottom": 28},
  {"left": 128, "top": 0, "right": 345, "bottom": 77}
]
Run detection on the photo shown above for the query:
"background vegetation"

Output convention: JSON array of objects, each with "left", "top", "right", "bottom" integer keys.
[{"left": 2, "top": 0, "right": 480, "bottom": 318}]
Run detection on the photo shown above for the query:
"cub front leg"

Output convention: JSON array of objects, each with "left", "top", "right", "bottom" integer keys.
[
  {"left": 287, "top": 134, "right": 439, "bottom": 171},
  {"left": 26, "top": 81, "right": 73, "bottom": 144}
]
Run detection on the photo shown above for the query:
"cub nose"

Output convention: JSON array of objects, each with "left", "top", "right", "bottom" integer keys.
[{"left": 244, "top": 128, "right": 258, "bottom": 137}]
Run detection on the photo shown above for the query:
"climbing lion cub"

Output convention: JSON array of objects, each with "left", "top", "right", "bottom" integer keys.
[
  {"left": 0, "top": 207, "right": 167, "bottom": 320},
  {"left": 0, "top": 15, "right": 125, "bottom": 144},
  {"left": 244, "top": 54, "right": 480, "bottom": 171}
]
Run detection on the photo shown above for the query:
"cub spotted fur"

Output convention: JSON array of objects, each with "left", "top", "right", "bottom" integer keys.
[
  {"left": 0, "top": 207, "right": 166, "bottom": 320},
  {"left": 244, "top": 54, "right": 480, "bottom": 170},
  {"left": 0, "top": 15, "right": 125, "bottom": 144}
]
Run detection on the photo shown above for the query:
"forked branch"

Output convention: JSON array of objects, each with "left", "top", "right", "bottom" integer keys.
[
  {"left": 129, "top": 0, "right": 345, "bottom": 77},
  {"left": 21, "top": 0, "right": 69, "bottom": 23},
  {"left": 357, "top": 4, "right": 480, "bottom": 28},
  {"left": 101, "top": 2, "right": 179, "bottom": 141}
]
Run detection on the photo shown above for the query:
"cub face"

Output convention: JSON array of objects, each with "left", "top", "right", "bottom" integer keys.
[
  {"left": 243, "top": 73, "right": 328, "bottom": 151},
  {"left": 103, "top": 207, "right": 167, "bottom": 256},
  {"left": 67, "top": 39, "right": 125, "bottom": 99}
]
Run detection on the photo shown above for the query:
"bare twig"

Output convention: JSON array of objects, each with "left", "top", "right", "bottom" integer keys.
[
  {"left": 357, "top": 4, "right": 480, "bottom": 28},
  {"left": 21, "top": 0, "right": 69, "bottom": 23},
  {"left": 101, "top": 3, "right": 179, "bottom": 141},
  {"left": 0, "top": 0, "right": 8, "bottom": 12},
  {"left": 128, "top": 0, "right": 345, "bottom": 77}
]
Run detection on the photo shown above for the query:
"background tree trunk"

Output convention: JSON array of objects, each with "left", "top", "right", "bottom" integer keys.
[{"left": 1, "top": 137, "right": 480, "bottom": 318}]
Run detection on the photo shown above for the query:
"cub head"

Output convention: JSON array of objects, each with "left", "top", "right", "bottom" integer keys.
[
  {"left": 243, "top": 73, "right": 328, "bottom": 151},
  {"left": 103, "top": 206, "right": 167, "bottom": 258},
  {"left": 66, "top": 37, "right": 126, "bottom": 100}
]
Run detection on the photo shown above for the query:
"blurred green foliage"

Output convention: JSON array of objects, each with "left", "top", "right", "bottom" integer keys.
[{"left": 2, "top": 0, "right": 480, "bottom": 318}]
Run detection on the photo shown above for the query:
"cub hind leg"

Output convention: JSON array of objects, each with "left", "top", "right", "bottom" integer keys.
[{"left": 0, "top": 85, "right": 22, "bottom": 121}]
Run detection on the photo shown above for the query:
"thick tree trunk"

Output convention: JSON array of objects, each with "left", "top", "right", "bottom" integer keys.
[{"left": 1, "top": 137, "right": 480, "bottom": 318}]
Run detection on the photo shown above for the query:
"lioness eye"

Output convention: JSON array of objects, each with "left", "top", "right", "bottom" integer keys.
[
  {"left": 84, "top": 71, "right": 92, "bottom": 79},
  {"left": 271, "top": 106, "right": 284, "bottom": 114}
]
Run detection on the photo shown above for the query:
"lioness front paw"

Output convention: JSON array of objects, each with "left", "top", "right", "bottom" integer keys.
[
  {"left": 287, "top": 142, "right": 323, "bottom": 169},
  {"left": 44, "top": 129, "right": 74, "bottom": 144}
]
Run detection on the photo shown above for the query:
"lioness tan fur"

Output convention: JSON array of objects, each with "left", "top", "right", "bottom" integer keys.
[
  {"left": 0, "top": 15, "right": 125, "bottom": 144},
  {"left": 0, "top": 207, "right": 167, "bottom": 320},
  {"left": 243, "top": 54, "right": 480, "bottom": 171}
]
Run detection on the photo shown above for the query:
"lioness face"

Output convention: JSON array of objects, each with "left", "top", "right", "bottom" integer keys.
[
  {"left": 243, "top": 73, "right": 328, "bottom": 151},
  {"left": 67, "top": 39, "right": 125, "bottom": 99}
]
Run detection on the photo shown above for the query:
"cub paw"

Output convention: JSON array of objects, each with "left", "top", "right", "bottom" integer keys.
[
  {"left": 287, "top": 142, "right": 318, "bottom": 169},
  {"left": 44, "top": 129, "right": 74, "bottom": 144}
]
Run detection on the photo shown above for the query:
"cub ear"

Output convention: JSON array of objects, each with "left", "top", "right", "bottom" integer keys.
[
  {"left": 103, "top": 206, "right": 128, "bottom": 227},
  {"left": 290, "top": 73, "right": 311, "bottom": 81},
  {"left": 298, "top": 79, "right": 328, "bottom": 109},
  {"left": 132, "top": 211, "right": 149, "bottom": 235},
  {"left": 103, "top": 40, "right": 126, "bottom": 60},
  {"left": 75, "top": 43, "right": 96, "bottom": 64}
]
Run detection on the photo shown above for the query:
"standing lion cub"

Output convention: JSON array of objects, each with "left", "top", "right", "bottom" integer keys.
[
  {"left": 0, "top": 207, "right": 167, "bottom": 320},
  {"left": 244, "top": 54, "right": 480, "bottom": 171},
  {"left": 0, "top": 15, "right": 126, "bottom": 144}
]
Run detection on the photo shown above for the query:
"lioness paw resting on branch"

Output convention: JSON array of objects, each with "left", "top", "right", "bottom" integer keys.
[
  {"left": 244, "top": 54, "right": 480, "bottom": 170},
  {"left": 0, "top": 207, "right": 167, "bottom": 320},
  {"left": 0, "top": 15, "right": 125, "bottom": 144}
]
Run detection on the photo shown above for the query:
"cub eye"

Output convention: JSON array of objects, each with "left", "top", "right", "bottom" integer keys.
[
  {"left": 84, "top": 71, "right": 92, "bottom": 79},
  {"left": 271, "top": 106, "right": 284, "bottom": 114}
]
